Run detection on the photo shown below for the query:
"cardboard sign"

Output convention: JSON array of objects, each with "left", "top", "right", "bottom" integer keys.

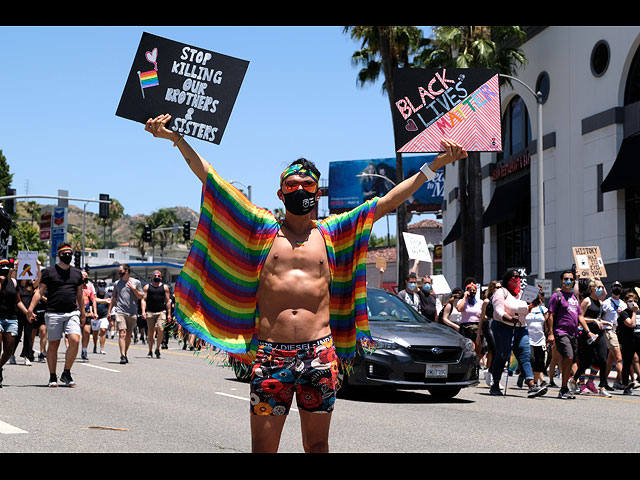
[
  {"left": 391, "top": 68, "right": 502, "bottom": 153},
  {"left": 402, "top": 232, "right": 432, "bottom": 262},
  {"left": 375, "top": 255, "right": 387, "bottom": 271},
  {"left": 116, "top": 32, "right": 249, "bottom": 145},
  {"left": 572, "top": 246, "right": 607, "bottom": 279},
  {"left": 17, "top": 251, "right": 38, "bottom": 280},
  {"left": 520, "top": 284, "right": 540, "bottom": 304},
  {"left": 430, "top": 275, "right": 451, "bottom": 295}
]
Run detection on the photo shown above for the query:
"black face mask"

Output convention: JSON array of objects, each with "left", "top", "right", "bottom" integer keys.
[
  {"left": 612, "top": 287, "right": 622, "bottom": 296},
  {"left": 59, "top": 253, "right": 72, "bottom": 265},
  {"left": 282, "top": 189, "right": 317, "bottom": 216}
]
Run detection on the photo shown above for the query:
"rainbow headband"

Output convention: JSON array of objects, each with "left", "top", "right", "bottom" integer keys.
[
  {"left": 57, "top": 246, "right": 73, "bottom": 254},
  {"left": 279, "top": 164, "right": 319, "bottom": 186}
]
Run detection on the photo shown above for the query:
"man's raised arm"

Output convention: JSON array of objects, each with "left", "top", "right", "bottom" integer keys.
[
  {"left": 373, "top": 139, "right": 467, "bottom": 223},
  {"left": 145, "top": 114, "right": 209, "bottom": 184}
]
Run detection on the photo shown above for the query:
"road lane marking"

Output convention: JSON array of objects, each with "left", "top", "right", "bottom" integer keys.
[
  {"left": 0, "top": 420, "right": 27, "bottom": 434},
  {"left": 215, "top": 391, "right": 299, "bottom": 413},
  {"left": 78, "top": 363, "right": 120, "bottom": 373}
]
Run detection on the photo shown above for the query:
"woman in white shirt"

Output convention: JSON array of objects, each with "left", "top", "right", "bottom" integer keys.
[{"left": 525, "top": 292, "right": 549, "bottom": 387}]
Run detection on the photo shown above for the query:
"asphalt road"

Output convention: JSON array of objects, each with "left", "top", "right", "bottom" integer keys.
[{"left": 1, "top": 336, "right": 639, "bottom": 453}]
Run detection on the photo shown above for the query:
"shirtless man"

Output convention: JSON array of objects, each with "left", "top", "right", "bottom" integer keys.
[{"left": 145, "top": 113, "right": 466, "bottom": 453}]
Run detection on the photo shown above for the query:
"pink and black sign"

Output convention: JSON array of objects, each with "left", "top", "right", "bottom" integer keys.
[{"left": 391, "top": 68, "right": 502, "bottom": 153}]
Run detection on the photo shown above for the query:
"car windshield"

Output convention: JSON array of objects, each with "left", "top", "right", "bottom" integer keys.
[{"left": 366, "top": 289, "right": 429, "bottom": 324}]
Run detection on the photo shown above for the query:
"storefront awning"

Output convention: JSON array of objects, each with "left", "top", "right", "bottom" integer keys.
[
  {"left": 601, "top": 134, "right": 640, "bottom": 193},
  {"left": 482, "top": 174, "right": 530, "bottom": 228},
  {"left": 442, "top": 214, "right": 461, "bottom": 245}
]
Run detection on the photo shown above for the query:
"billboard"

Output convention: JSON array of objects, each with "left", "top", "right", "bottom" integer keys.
[{"left": 328, "top": 155, "right": 443, "bottom": 213}]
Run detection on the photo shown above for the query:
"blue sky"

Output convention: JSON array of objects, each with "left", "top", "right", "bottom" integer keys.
[{"left": 0, "top": 26, "right": 435, "bottom": 238}]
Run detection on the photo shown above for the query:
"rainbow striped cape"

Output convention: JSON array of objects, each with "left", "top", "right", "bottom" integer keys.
[{"left": 174, "top": 163, "right": 378, "bottom": 369}]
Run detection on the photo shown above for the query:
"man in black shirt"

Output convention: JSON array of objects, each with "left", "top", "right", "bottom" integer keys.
[
  {"left": 418, "top": 275, "right": 438, "bottom": 322},
  {"left": 28, "top": 243, "right": 85, "bottom": 387}
]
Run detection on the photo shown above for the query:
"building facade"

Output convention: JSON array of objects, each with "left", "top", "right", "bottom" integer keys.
[{"left": 443, "top": 26, "right": 640, "bottom": 290}]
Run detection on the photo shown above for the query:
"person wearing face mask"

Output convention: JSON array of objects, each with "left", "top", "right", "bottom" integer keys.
[
  {"left": 108, "top": 264, "right": 144, "bottom": 364},
  {"left": 0, "top": 259, "right": 19, "bottom": 387},
  {"left": 142, "top": 270, "right": 171, "bottom": 359},
  {"left": 489, "top": 269, "right": 547, "bottom": 398},
  {"left": 457, "top": 278, "right": 483, "bottom": 354},
  {"left": 546, "top": 270, "right": 596, "bottom": 399},
  {"left": 397, "top": 273, "right": 421, "bottom": 312},
  {"left": 80, "top": 270, "right": 98, "bottom": 361},
  {"left": 418, "top": 275, "right": 437, "bottom": 322},
  {"left": 27, "top": 243, "right": 85, "bottom": 387},
  {"left": 571, "top": 278, "right": 611, "bottom": 396},
  {"left": 144, "top": 113, "right": 467, "bottom": 453},
  {"left": 617, "top": 291, "right": 640, "bottom": 395},
  {"left": 91, "top": 280, "right": 110, "bottom": 355},
  {"left": 601, "top": 281, "right": 626, "bottom": 389}
]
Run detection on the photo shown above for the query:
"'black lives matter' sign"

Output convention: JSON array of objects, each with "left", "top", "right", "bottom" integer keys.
[{"left": 116, "top": 32, "right": 249, "bottom": 145}]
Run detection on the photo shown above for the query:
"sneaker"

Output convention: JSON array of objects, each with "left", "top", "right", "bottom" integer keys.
[
  {"left": 517, "top": 374, "right": 525, "bottom": 389},
  {"left": 623, "top": 386, "right": 633, "bottom": 395},
  {"left": 568, "top": 378, "right": 578, "bottom": 393},
  {"left": 613, "top": 382, "right": 625, "bottom": 390},
  {"left": 579, "top": 385, "right": 591, "bottom": 395},
  {"left": 489, "top": 384, "right": 503, "bottom": 396},
  {"left": 23, "top": 356, "right": 32, "bottom": 366},
  {"left": 558, "top": 387, "right": 576, "bottom": 399},
  {"left": 548, "top": 380, "right": 559, "bottom": 388},
  {"left": 630, "top": 380, "right": 640, "bottom": 389},
  {"left": 100, "top": 350, "right": 106, "bottom": 355},
  {"left": 604, "top": 383, "right": 614, "bottom": 392},
  {"left": 81, "top": 351, "right": 88, "bottom": 361},
  {"left": 120, "top": 356, "right": 127, "bottom": 364},
  {"left": 60, "top": 371, "right": 75, "bottom": 387},
  {"left": 48, "top": 374, "right": 58, "bottom": 388},
  {"left": 93, "top": 346, "right": 97, "bottom": 354},
  {"left": 539, "top": 380, "right": 549, "bottom": 389},
  {"left": 147, "top": 351, "right": 153, "bottom": 358},
  {"left": 9, "top": 356, "right": 16, "bottom": 365},
  {"left": 528, "top": 384, "right": 548, "bottom": 398},
  {"left": 599, "top": 388, "right": 612, "bottom": 398},
  {"left": 155, "top": 349, "right": 161, "bottom": 359},
  {"left": 38, "top": 353, "right": 46, "bottom": 362}
]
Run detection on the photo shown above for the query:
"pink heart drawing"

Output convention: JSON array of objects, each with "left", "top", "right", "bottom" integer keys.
[
  {"left": 405, "top": 119, "right": 418, "bottom": 131},
  {"left": 145, "top": 48, "right": 158, "bottom": 68}
]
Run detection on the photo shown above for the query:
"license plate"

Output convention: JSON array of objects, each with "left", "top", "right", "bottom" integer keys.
[{"left": 425, "top": 364, "right": 448, "bottom": 378}]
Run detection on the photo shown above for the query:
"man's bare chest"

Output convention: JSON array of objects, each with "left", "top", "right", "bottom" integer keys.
[{"left": 262, "top": 227, "right": 329, "bottom": 276}]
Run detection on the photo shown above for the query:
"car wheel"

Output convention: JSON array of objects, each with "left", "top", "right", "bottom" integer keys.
[{"left": 427, "top": 386, "right": 461, "bottom": 399}]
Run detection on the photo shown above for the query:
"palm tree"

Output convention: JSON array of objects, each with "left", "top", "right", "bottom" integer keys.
[
  {"left": 147, "top": 208, "right": 179, "bottom": 260},
  {"left": 94, "top": 198, "right": 124, "bottom": 248},
  {"left": 344, "top": 26, "right": 426, "bottom": 287},
  {"left": 417, "top": 26, "right": 527, "bottom": 283}
]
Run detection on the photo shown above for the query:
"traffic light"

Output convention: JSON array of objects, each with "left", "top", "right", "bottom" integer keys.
[
  {"left": 4, "top": 188, "right": 16, "bottom": 215},
  {"left": 99, "top": 194, "right": 110, "bottom": 219},
  {"left": 73, "top": 251, "right": 81, "bottom": 268},
  {"left": 183, "top": 221, "right": 191, "bottom": 242},
  {"left": 143, "top": 224, "right": 152, "bottom": 242}
]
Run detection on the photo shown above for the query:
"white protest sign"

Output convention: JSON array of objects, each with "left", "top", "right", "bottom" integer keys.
[
  {"left": 402, "top": 232, "right": 432, "bottom": 262},
  {"left": 430, "top": 275, "right": 451, "bottom": 295},
  {"left": 17, "top": 251, "right": 38, "bottom": 280},
  {"left": 520, "top": 284, "right": 540, "bottom": 304}
]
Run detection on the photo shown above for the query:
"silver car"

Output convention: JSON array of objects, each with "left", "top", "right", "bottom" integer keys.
[{"left": 338, "top": 287, "right": 480, "bottom": 399}]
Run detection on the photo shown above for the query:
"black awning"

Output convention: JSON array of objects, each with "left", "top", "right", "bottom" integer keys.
[
  {"left": 482, "top": 174, "right": 530, "bottom": 228},
  {"left": 442, "top": 214, "right": 461, "bottom": 245},
  {"left": 601, "top": 134, "right": 640, "bottom": 193}
]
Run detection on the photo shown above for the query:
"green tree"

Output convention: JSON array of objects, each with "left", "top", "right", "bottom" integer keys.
[
  {"left": 344, "top": 26, "right": 426, "bottom": 287},
  {"left": 147, "top": 208, "right": 179, "bottom": 260},
  {"left": 417, "top": 26, "right": 527, "bottom": 283},
  {"left": 9, "top": 221, "right": 49, "bottom": 262},
  {"left": 0, "top": 150, "right": 13, "bottom": 197}
]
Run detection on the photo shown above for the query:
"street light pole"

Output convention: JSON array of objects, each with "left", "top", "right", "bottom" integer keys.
[{"left": 499, "top": 74, "right": 545, "bottom": 279}]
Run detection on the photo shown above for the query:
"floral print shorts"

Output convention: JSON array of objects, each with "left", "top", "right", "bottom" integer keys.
[{"left": 250, "top": 336, "right": 339, "bottom": 416}]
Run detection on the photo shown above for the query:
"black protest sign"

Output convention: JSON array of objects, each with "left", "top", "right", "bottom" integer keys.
[
  {"left": 116, "top": 32, "right": 249, "bottom": 145},
  {"left": 391, "top": 68, "right": 502, "bottom": 153}
]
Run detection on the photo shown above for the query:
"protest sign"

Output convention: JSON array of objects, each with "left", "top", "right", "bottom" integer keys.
[
  {"left": 116, "top": 32, "right": 249, "bottom": 145},
  {"left": 17, "top": 251, "right": 38, "bottom": 280},
  {"left": 572, "top": 246, "right": 607, "bottom": 279},
  {"left": 402, "top": 232, "right": 432, "bottom": 263},
  {"left": 391, "top": 68, "right": 501, "bottom": 153},
  {"left": 375, "top": 255, "right": 387, "bottom": 272},
  {"left": 431, "top": 275, "right": 451, "bottom": 295}
]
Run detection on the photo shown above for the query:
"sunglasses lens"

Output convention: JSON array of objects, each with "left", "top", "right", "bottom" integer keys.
[{"left": 282, "top": 181, "right": 317, "bottom": 193}]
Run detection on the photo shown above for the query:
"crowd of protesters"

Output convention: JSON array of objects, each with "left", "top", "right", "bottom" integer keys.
[{"left": 395, "top": 266, "right": 640, "bottom": 399}]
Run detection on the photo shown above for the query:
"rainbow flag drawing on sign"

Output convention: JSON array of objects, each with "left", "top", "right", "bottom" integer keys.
[{"left": 137, "top": 69, "right": 159, "bottom": 98}]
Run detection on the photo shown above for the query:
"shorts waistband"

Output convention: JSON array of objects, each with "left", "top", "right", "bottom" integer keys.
[{"left": 258, "top": 335, "right": 333, "bottom": 351}]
